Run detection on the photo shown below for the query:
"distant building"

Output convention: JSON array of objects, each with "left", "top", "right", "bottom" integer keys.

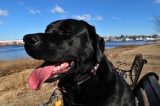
[
  {"left": 0, "top": 40, "right": 24, "bottom": 46},
  {"left": 136, "top": 37, "right": 143, "bottom": 41},
  {"left": 103, "top": 37, "right": 110, "bottom": 41},
  {"left": 12, "top": 40, "right": 24, "bottom": 45},
  {"left": 144, "top": 37, "right": 155, "bottom": 41},
  {"left": 124, "top": 38, "right": 134, "bottom": 41},
  {"left": 0, "top": 42, "right": 10, "bottom": 46}
]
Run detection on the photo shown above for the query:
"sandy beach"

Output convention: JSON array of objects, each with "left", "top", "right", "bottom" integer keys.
[{"left": 0, "top": 42, "right": 160, "bottom": 106}]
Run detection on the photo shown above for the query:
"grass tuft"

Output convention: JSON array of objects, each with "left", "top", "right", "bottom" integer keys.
[{"left": 0, "top": 58, "right": 43, "bottom": 77}]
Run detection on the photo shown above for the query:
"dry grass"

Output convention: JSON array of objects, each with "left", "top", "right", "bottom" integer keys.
[
  {"left": 104, "top": 45, "right": 141, "bottom": 59},
  {"left": 0, "top": 58, "right": 46, "bottom": 105},
  {"left": 108, "top": 43, "right": 160, "bottom": 77},
  {"left": 0, "top": 58, "right": 43, "bottom": 77}
]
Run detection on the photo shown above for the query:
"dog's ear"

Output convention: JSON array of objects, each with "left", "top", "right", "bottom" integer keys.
[
  {"left": 97, "top": 35, "right": 105, "bottom": 62},
  {"left": 81, "top": 20, "right": 105, "bottom": 63},
  {"left": 94, "top": 34, "right": 105, "bottom": 63}
]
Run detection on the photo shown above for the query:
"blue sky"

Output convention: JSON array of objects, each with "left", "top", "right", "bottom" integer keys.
[{"left": 0, "top": 0, "right": 160, "bottom": 41}]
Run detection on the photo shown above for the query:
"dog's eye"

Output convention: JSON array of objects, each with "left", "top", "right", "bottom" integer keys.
[{"left": 60, "top": 30, "right": 71, "bottom": 36}]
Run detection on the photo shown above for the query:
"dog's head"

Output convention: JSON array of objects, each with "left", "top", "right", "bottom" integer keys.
[{"left": 23, "top": 19, "right": 105, "bottom": 90}]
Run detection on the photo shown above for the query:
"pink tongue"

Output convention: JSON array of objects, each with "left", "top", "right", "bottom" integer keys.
[{"left": 28, "top": 65, "right": 55, "bottom": 90}]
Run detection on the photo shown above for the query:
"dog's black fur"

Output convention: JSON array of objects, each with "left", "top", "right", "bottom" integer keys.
[{"left": 23, "top": 19, "right": 135, "bottom": 106}]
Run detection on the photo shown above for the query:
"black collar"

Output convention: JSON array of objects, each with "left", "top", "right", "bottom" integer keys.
[{"left": 57, "top": 63, "right": 99, "bottom": 93}]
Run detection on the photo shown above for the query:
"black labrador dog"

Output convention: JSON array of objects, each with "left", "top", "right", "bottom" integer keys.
[{"left": 23, "top": 19, "right": 135, "bottom": 106}]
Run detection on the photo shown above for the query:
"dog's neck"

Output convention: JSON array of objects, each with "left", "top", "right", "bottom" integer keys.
[{"left": 57, "top": 55, "right": 117, "bottom": 105}]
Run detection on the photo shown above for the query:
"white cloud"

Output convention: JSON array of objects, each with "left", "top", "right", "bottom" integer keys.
[
  {"left": 0, "top": 20, "right": 2, "bottom": 24},
  {"left": 30, "top": 9, "right": 41, "bottom": 14},
  {"left": 0, "top": 9, "right": 8, "bottom": 16},
  {"left": 93, "top": 16, "right": 103, "bottom": 21},
  {"left": 154, "top": 0, "right": 160, "bottom": 4},
  {"left": 73, "top": 14, "right": 103, "bottom": 21},
  {"left": 26, "top": 7, "right": 41, "bottom": 15},
  {"left": 112, "top": 17, "right": 120, "bottom": 20},
  {"left": 51, "top": 5, "right": 65, "bottom": 13},
  {"left": 73, "top": 14, "right": 91, "bottom": 20}
]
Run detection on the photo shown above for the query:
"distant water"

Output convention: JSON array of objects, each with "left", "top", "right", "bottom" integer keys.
[
  {"left": 0, "top": 40, "right": 160, "bottom": 60},
  {"left": 105, "top": 40, "right": 160, "bottom": 49},
  {"left": 0, "top": 45, "right": 30, "bottom": 60}
]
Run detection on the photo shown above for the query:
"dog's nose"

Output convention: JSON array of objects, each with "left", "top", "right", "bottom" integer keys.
[{"left": 23, "top": 34, "right": 39, "bottom": 45}]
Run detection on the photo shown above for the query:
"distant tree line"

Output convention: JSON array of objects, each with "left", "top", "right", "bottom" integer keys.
[{"left": 118, "top": 34, "right": 159, "bottom": 40}]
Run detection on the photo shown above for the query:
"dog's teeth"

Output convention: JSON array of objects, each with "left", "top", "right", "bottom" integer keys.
[
  {"left": 61, "top": 62, "right": 65, "bottom": 67},
  {"left": 53, "top": 75, "right": 58, "bottom": 78},
  {"left": 61, "top": 62, "right": 69, "bottom": 68},
  {"left": 53, "top": 68, "right": 57, "bottom": 71},
  {"left": 57, "top": 66, "right": 60, "bottom": 70}
]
